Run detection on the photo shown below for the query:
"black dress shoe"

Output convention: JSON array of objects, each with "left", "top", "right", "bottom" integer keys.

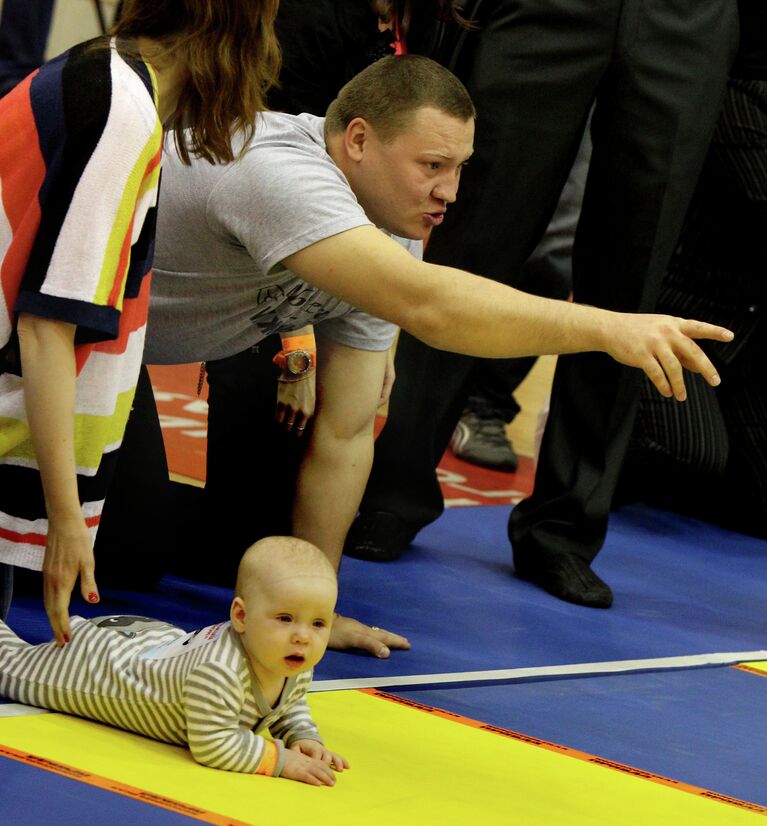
[
  {"left": 514, "top": 554, "right": 613, "bottom": 608},
  {"left": 344, "top": 511, "right": 416, "bottom": 562}
]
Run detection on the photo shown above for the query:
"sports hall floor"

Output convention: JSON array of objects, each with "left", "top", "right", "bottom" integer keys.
[{"left": 1, "top": 361, "right": 766, "bottom": 825}]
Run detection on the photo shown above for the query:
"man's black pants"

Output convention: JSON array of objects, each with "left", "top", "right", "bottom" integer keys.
[{"left": 356, "top": 0, "right": 739, "bottom": 566}]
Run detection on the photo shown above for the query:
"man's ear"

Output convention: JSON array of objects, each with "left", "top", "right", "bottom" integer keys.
[
  {"left": 343, "top": 117, "right": 370, "bottom": 162},
  {"left": 230, "top": 596, "right": 246, "bottom": 632}
]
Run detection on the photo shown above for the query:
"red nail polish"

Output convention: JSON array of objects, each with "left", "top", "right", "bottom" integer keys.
[{"left": 87, "top": 592, "right": 99, "bottom": 603}]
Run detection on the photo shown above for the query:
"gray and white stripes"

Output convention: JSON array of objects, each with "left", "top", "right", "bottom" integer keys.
[{"left": 0, "top": 618, "right": 321, "bottom": 774}]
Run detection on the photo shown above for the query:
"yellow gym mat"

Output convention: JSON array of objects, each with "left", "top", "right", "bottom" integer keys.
[
  {"left": 0, "top": 689, "right": 762, "bottom": 825},
  {"left": 736, "top": 661, "right": 767, "bottom": 677}
]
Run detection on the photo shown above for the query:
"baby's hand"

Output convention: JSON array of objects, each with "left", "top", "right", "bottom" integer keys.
[
  {"left": 291, "top": 739, "right": 350, "bottom": 773},
  {"left": 281, "top": 747, "right": 336, "bottom": 786}
]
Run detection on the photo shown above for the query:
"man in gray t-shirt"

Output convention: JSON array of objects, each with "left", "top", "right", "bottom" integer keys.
[
  {"left": 146, "top": 111, "right": 420, "bottom": 365},
  {"left": 143, "top": 56, "right": 734, "bottom": 657}
]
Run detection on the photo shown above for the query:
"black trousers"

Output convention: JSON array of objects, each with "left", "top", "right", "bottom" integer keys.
[
  {"left": 357, "top": 0, "right": 739, "bottom": 564},
  {"left": 617, "top": 78, "right": 767, "bottom": 539}
]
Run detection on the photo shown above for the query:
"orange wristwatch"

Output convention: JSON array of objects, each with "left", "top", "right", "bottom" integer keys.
[{"left": 272, "top": 333, "right": 317, "bottom": 378}]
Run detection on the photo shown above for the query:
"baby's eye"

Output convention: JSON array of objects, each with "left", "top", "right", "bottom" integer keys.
[
  {"left": 313, "top": 619, "right": 327, "bottom": 629},
  {"left": 276, "top": 615, "right": 292, "bottom": 623}
]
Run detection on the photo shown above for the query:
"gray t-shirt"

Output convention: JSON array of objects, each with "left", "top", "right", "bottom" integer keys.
[{"left": 145, "top": 113, "right": 421, "bottom": 364}]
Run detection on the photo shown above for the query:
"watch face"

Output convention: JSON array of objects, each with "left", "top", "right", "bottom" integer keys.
[{"left": 286, "top": 350, "right": 312, "bottom": 374}]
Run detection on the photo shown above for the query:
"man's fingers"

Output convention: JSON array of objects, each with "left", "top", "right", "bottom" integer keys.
[
  {"left": 356, "top": 630, "right": 391, "bottom": 658},
  {"left": 642, "top": 358, "right": 673, "bottom": 399},
  {"left": 679, "top": 319, "right": 735, "bottom": 343},
  {"left": 329, "top": 615, "right": 409, "bottom": 657},
  {"left": 655, "top": 348, "right": 686, "bottom": 401},
  {"left": 675, "top": 338, "right": 722, "bottom": 388},
  {"left": 331, "top": 623, "right": 390, "bottom": 658},
  {"left": 369, "top": 626, "right": 411, "bottom": 650},
  {"left": 357, "top": 625, "right": 412, "bottom": 658}
]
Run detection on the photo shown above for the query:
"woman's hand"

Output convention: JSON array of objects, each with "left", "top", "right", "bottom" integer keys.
[
  {"left": 43, "top": 514, "right": 99, "bottom": 645},
  {"left": 275, "top": 370, "right": 316, "bottom": 437}
]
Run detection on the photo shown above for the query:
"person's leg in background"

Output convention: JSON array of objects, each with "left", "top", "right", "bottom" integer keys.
[
  {"left": 508, "top": 0, "right": 739, "bottom": 607},
  {"left": 682, "top": 75, "right": 767, "bottom": 539},
  {"left": 617, "top": 75, "right": 767, "bottom": 538},
  {"left": 450, "top": 357, "right": 530, "bottom": 472},
  {"left": 346, "top": 1, "right": 602, "bottom": 561},
  {"left": 716, "top": 324, "right": 767, "bottom": 538},
  {"left": 613, "top": 331, "right": 767, "bottom": 539},
  {"left": 196, "top": 337, "right": 307, "bottom": 585},
  {"left": 93, "top": 342, "right": 305, "bottom": 590},
  {"left": 0, "top": 0, "right": 55, "bottom": 97},
  {"left": 93, "top": 366, "right": 175, "bottom": 588},
  {"left": 450, "top": 126, "right": 591, "bottom": 472},
  {"left": 615, "top": 370, "right": 729, "bottom": 512}
]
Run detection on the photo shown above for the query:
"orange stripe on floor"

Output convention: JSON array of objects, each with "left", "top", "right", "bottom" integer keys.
[{"left": 0, "top": 742, "right": 250, "bottom": 826}]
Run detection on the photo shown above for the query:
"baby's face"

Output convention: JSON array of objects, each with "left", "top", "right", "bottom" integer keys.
[{"left": 235, "top": 574, "right": 336, "bottom": 683}]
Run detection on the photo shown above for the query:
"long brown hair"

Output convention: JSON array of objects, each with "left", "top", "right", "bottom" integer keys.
[{"left": 113, "top": 0, "right": 281, "bottom": 165}]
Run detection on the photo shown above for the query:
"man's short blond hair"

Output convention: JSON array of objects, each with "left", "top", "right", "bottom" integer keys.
[{"left": 324, "top": 54, "right": 475, "bottom": 143}]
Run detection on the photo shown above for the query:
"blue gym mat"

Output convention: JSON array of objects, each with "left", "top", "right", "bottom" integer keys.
[{"left": 7, "top": 504, "right": 767, "bottom": 685}]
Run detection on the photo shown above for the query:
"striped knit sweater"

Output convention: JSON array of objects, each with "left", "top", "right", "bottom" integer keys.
[
  {"left": 0, "top": 37, "right": 162, "bottom": 570},
  {"left": 0, "top": 617, "right": 321, "bottom": 775}
]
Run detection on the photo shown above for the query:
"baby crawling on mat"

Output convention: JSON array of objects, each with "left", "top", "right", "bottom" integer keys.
[{"left": 0, "top": 536, "right": 348, "bottom": 786}]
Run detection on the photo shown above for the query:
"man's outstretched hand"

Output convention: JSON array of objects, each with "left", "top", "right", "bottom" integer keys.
[
  {"left": 329, "top": 614, "right": 410, "bottom": 658},
  {"left": 603, "top": 314, "right": 733, "bottom": 401}
]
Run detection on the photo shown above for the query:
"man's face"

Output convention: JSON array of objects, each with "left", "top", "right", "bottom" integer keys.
[{"left": 350, "top": 106, "right": 474, "bottom": 240}]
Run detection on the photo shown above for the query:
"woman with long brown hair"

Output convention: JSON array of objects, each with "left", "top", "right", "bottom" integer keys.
[{"left": 0, "top": 0, "right": 280, "bottom": 643}]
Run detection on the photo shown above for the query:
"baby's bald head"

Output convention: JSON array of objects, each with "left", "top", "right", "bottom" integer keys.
[{"left": 235, "top": 536, "right": 337, "bottom": 604}]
